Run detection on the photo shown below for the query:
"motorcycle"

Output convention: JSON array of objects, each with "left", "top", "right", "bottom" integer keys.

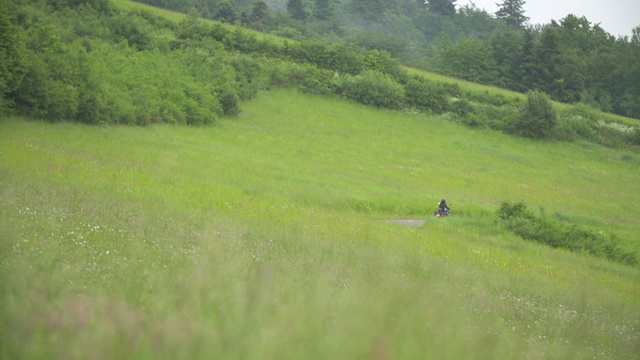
[{"left": 434, "top": 208, "right": 450, "bottom": 217}]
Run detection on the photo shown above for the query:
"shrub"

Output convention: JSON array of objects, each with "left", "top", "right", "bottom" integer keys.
[
  {"left": 451, "top": 98, "right": 474, "bottom": 118},
  {"left": 497, "top": 202, "right": 638, "bottom": 267},
  {"left": 403, "top": 76, "right": 450, "bottom": 113},
  {"left": 555, "top": 115, "right": 598, "bottom": 142},
  {"left": 514, "top": 91, "right": 557, "bottom": 139},
  {"left": 217, "top": 89, "right": 240, "bottom": 116},
  {"left": 628, "top": 127, "right": 640, "bottom": 146},
  {"left": 465, "top": 90, "right": 511, "bottom": 107},
  {"left": 289, "top": 64, "right": 335, "bottom": 95},
  {"left": 341, "top": 70, "right": 405, "bottom": 110}
]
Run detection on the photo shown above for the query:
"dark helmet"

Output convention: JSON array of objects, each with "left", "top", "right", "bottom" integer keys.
[{"left": 441, "top": 199, "right": 446, "bottom": 203}]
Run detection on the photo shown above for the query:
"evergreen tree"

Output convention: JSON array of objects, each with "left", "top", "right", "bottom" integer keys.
[
  {"left": 489, "top": 28, "right": 522, "bottom": 89},
  {"left": 495, "top": 0, "right": 529, "bottom": 28},
  {"left": 250, "top": 0, "right": 268, "bottom": 24},
  {"left": 534, "top": 24, "right": 562, "bottom": 96},
  {"left": 287, "top": 0, "right": 307, "bottom": 22},
  {"left": 424, "top": 0, "right": 456, "bottom": 17},
  {"left": 516, "top": 27, "right": 536, "bottom": 91}
]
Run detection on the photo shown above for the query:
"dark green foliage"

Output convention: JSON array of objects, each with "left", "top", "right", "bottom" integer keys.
[
  {"left": 424, "top": 0, "right": 456, "bottom": 17},
  {"left": 50, "top": 0, "right": 112, "bottom": 13},
  {"left": 497, "top": 202, "right": 638, "bottom": 267},
  {"left": 515, "top": 91, "right": 557, "bottom": 139},
  {"left": 341, "top": 70, "right": 405, "bottom": 109},
  {"left": 287, "top": 40, "right": 366, "bottom": 75},
  {"left": 466, "top": 91, "right": 514, "bottom": 108},
  {"left": 347, "top": 31, "right": 409, "bottom": 60},
  {"left": 628, "top": 127, "right": 640, "bottom": 146},
  {"left": 0, "top": 0, "right": 28, "bottom": 111},
  {"left": 288, "top": 64, "right": 336, "bottom": 95},
  {"left": 463, "top": 103, "right": 520, "bottom": 130},
  {"left": 177, "top": 8, "right": 209, "bottom": 40},
  {"left": 215, "top": 0, "right": 239, "bottom": 24},
  {"left": 286, "top": 0, "right": 307, "bottom": 22},
  {"left": 450, "top": 98, "right": 473, "bottom": 118},
  {"left": 313, "top": 0, "right": 333, "bottom": 21},
  {"left": 108, "top": 13, "right": 153, "bottom": 49},
  {"left": 403, "top": 76, "right": 450, "bottom": 113},
  {"left": 429, "top": 34, "right": 500, "bottom": 86},
  {"left": 349, "top": 0, "right": 386, "bottom": 21},
  {"left": 247, "top": 0, "right": 268, "bottom": 29}
]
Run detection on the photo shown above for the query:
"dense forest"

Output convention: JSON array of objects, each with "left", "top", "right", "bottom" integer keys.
[
  {"left": 1, "top": 0, "right": 639, "bottom": 147},
  {"left": 130, "top": 0, "right": 640, "bottom": 120}
]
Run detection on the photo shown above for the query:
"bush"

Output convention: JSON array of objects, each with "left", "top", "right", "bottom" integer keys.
[
  {"left": 628, "top": 127, "right": 640, "bottom": 146},
  {"left": 451, "top": 98, "right": 474, "bottom": 118},
  {"left": 288, "top": 64, "right": 336, "bottom": 95},
  {"left": 404, "top": 76, "right": 450, "bottom": 113},
  {"left": 465, "top": 90, "right": 511, "bottom": 107},
  {"left": 341, "top": 70, "right": 405, "bottom": 109},
  {"left": 514, "top": 91, "right": 557, "bottom": 139},
  {"left": 497, "top": 201, "right": 638, "bottom": 267}
]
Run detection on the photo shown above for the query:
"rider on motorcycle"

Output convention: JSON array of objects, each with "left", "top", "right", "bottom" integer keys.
[{"left": 437, "top": 199, "right": 450, "bottom": 216}]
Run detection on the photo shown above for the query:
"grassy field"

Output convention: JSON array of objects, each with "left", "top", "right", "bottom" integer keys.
[{"left": 1, "top": 90, "right": 639, "bottom": 359}]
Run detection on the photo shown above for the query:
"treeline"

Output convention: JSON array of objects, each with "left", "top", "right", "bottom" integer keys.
[
  {"left": 131, "top": 0, "right": 640, "bottom": 120},
  {"left": 1, "top": 0, "right": 639, "bottom": 147}
]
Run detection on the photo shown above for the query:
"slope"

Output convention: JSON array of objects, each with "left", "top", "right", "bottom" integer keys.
[{"left": 1, "top": 90, "right": 639, "bottom": 359}]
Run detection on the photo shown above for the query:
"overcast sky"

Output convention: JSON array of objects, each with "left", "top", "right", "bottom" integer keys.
[{"left": 465, "top": 0, "right": 640, "bottom": 38}]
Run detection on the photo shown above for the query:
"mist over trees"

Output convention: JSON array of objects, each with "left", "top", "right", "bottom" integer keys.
[{"left": 125, "top": 0, "right": 639, "bottom": 120}]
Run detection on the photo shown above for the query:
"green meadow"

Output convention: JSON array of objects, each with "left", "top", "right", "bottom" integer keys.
[{"left": 1, "top": 90, "right": 639, "bottom": 359}]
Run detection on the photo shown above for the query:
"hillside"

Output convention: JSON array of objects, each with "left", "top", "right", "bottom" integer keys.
[
  {"left": 2, "top": 90, "right": 640, "bottom": 359},
  {"left": 1, "top": 0, "right": 640, "bottom": 358}
]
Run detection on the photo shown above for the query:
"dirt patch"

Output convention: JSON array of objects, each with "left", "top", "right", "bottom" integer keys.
[{"left": 383, "top": 219, "right": 425, "bottom": 227}]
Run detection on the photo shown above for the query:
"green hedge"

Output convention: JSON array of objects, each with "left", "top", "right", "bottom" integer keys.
[{"left": 497, "top": 202, "right": 638, "bottom": 267}]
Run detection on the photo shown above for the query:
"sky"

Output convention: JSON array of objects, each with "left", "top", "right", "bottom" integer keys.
[{"left": 465, "top": 0, "right": 640, "bottom": 38}]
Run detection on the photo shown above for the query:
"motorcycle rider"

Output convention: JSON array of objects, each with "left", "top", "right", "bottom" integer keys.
[{"left": 438, "top": 199, "right": 450, "bottom": 215}]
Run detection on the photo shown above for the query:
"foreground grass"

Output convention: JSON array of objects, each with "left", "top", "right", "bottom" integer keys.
[{"left": 1, "top": 90, "right": 639, "bottom": 359}]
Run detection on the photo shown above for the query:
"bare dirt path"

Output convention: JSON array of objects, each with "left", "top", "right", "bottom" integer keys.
[{"left": 383, "top": 219, "right": 425, "bottom": 227}]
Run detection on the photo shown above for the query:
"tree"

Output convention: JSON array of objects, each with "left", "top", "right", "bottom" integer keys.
[
  {"left": 287, "top": 0, "right": 307, "bottom": 22},
  {"left": 249, "top": 0, "right": 269, "bottom": 26},
  {"left": 533, "top": 24, "right": 562, "bottom": 96},
  {"left": 0, "top": 0, "right": 28, "bottom": 110},
  {"left": 350, "top": 0, "right": 385, "bottom": 21},
  {"left": 424, "top": 0, "right": 456, "bottom": 17},
  {"left": 489, "top": 28, "right": 522, "bottom": 89},
  {"left": 495, "top": 0, "right": 529, "bottom": 28},
  {"left": 313, "top": 0, "right": 332, "bottom": 21},
  {"left": 430, "top": 34, "right": 499, "bottom": 85},
  {"left": 215, "top": 0, "right": 239, "bottom": 23}
]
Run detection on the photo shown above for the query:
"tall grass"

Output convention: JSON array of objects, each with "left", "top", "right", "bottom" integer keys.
[{"left": 1, "top": 90, "right": 639, "bottom": 359}]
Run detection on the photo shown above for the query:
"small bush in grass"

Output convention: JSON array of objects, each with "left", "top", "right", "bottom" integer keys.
[
  {"left": 341, "top": 70, "right": 405, "bottom": 110},
  {"left": 404, "top": 76, "right": 450, "bottom": 113},
  {"left": 451, "top": 98, "right": 474, "bottom": 118},
  {"left": 289, "top": 64, "right": 336, "bottom": 96},
  {"left": 628, "top": 127, "right": 640, "bottom": 146},
  {"left": 514, "top": 91, "right": 557, "bottom": 139}
]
